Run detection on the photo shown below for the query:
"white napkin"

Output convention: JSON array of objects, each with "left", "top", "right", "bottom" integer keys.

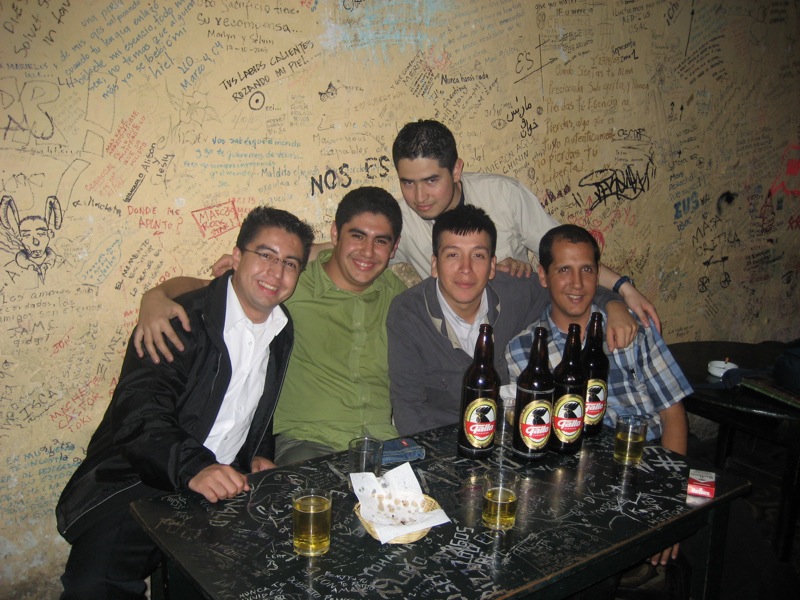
[{"left": 350, "top": 462, "right": 450, "bottom": 544}]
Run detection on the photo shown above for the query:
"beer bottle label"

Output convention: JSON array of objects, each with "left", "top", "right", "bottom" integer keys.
[
  {"left": 552, "top": 394, "right": 584, "bottom": 442},
  {"left": 518, "top": 400, "right": 551, "bottom": 450},
  {"left": 462, "top": 397, "right": 497, "bottom": 448},
  {"left": 584, "top": 379, "right": 607, "bottom": 426}
]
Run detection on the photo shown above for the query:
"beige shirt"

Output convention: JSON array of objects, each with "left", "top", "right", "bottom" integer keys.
[{"left": 394, "top": 171, "right": 560, "bottom": 277}]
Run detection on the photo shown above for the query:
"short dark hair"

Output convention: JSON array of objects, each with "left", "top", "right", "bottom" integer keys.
[
  {"left": 236, "top": 206, "right": 315, "bottom": 269},
  {"left": 392, "top": 120, "right": 459, "bottom": 172},
  {"left": 432, "top": 205, "right": 497, "bottom": 257},
  {"left": 538, "top": 224, "right": 601, "bottom": 272},
  {"left": 334, "top": 186, "right": 402, "bottom": 241}
]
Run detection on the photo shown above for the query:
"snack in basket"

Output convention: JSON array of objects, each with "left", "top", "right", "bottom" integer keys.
[
  {"left": 350, "top": 463, "right": 450, "bottom": 544},
  {"left": 355, "top": 494, "right": 441, "bottom": 543}
]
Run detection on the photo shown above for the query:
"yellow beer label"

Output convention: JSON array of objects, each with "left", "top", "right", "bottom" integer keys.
[
  {"left": 463, "top": 397, "right": 496, "bottom": 448},
  {"left": 519, "top": 401, "right": 551, "bottom": 449},
  {"left": 552, "top": 394, "right": 584, "bottom": 442},
  {"left": 584, "top": 379, "right": 607, "bottom": 426}
]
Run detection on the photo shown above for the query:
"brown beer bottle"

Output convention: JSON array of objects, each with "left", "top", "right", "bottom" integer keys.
[
  {"left": 458, "top": 324, "right": 499, "bottom": 459},
  {"left": 582, "top": 312, "right": 610, "bottom": 436},
  {"left": 548, "top": 323, "right": 586, "bottom": 454},
  {"left": 512, "top": 327, "right": 554, "bottom": 461}
]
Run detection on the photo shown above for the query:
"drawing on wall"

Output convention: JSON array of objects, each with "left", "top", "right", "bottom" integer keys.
[
  {"left": 698, "top": 255, "right": 731, "bottom": 293},
  {"left": 318, "top": 82, "right": 337, "bottom": 101},
  {"left": 579, "top": 150, "right": 656, "bottom": 211},
  {"left": 0, "top": 194, "right": 65, "bottom": 288}
]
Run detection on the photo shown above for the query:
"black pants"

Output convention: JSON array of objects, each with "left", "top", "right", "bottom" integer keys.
[{"left": 60, "top": 509, "right": 162, "bottom": 600}]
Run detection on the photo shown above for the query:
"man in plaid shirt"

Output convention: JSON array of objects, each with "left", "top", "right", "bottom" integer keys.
[{"left": 505, "top": 223, "right": 692, "bottom": 568}]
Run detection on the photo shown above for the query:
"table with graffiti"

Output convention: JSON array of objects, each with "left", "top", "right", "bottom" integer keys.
[{"left": 131, "top": 424, "right": 749, "bottom": 600}]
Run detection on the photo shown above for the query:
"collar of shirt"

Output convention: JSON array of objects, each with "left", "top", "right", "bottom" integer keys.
[
  {"left": 436, "top": 279, "right": 489, "bottom": 353},
  {"left": 543, "top": 303, "right": 600, "bottom": 346},
  {"left": 543, "top": 303, "right": 639, "bottom": 377},
  {"left": 224, "top": 278, "right": 288, "bottom": 358},
  {"left": 545, "top": 303, "right": 627, "bottom": 356}
]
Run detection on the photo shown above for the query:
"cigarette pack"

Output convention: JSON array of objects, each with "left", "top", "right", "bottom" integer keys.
[{"left": 687, "top": 469, "right": 716, "bottom": 498}]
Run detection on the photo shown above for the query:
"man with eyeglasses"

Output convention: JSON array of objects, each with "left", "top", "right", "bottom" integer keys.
[
  {"left": 56, "top": 206, "right": 314, "bottom": 599},
  {"left": 132, "top": 187, "right": 406, "bottom": 464}
]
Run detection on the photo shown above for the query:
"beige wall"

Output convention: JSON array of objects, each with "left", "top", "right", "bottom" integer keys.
[{"left": 1, "top": 0, "right": 798, "bottom": 596}]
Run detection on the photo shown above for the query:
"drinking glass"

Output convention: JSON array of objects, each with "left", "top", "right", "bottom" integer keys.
[
  {"left": 496, "top": 391, "right": 515, "bottom": 447},
  {"left": 614, "top": 415, "right": 648, "bottom": 465},
  {"left": 481, "top": 468, "right": 519, "bottom": 531},
  {"left": 348, "top": 436, "right": 383, "bottom": 484},
  {"left": 292, "top": 488, "right": 332, "bottom": 556}
]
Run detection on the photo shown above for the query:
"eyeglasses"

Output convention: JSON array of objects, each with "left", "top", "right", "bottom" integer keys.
[{"left": 241, "top": 249, "right": 301, "bottom": 274}]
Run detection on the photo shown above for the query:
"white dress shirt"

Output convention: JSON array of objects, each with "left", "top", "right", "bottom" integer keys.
[{"left": 204, "top": 279, "right": 288, "bottom": 465}]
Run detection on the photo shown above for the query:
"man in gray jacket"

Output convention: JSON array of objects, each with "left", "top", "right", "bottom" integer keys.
[
  {"left": 387, "top": 205, "right": 634, "bottom": 436},
  {"left": 56, "top": 206, "right": 314, "bottom": 599}
]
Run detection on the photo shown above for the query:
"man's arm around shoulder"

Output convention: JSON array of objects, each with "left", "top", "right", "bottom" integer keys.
[{"left": 135, "top": 276, "right": 212, "bottom": 363}]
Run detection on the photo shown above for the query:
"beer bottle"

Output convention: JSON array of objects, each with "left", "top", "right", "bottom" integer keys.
[
  {"left": 458, "top": 324, "right": 499, "bottom": 459},
  {"left": 582, "top": 312, "right": 610, "bottom": 436},
  {"left": 549, "top": 323, "right": 586, "bottom": 454},
  {"left": 512, "top": 327, "right": 554, "bottom": 461}
]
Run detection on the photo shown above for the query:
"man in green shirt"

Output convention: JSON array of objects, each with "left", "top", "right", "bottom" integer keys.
[{"left": 133, "top": 187, "right": 406, "bottom": 464}]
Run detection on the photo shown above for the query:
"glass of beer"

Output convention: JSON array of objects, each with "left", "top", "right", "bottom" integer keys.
[
  {"left": 482, "top": 469, "right": 519, "bottom": 531},
  {"left": 292, "top": 488, "right": 332, "bottom": 556},
  {"left": 614, "top": 415, "right": 648, "bottom": 466}
]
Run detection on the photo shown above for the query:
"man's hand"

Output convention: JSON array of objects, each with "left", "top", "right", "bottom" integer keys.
[
  {"left": 211, "top": 254, "right": 234, "bottom": 277},
  {"left": 619, "top": 283, "right": 661, "bottom": 334},
  {"left": 604, "top": 302, "right": 637, "bottom": 351},
  {"left": 188, "top": 464, "right": 250, "bottom": 503},
  {"left": 651, "top": 542, "right": 680, "bottom": 566},
  {"left": 496, "top": 257, "right": 533, "bottom": 278},
  {"left": 250, "top": 456, "right": 277, "bottom": 473},
  {"left": 133, "top": 288, "right": 190, "bottom": 364}
]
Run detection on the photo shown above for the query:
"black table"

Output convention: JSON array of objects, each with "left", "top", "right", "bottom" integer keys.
[
  {"left": 669, "top": 340, "right": 799, "bottom": 561},
  {"left": 132, "top": 425, "right": 748, "bottom": 600}
]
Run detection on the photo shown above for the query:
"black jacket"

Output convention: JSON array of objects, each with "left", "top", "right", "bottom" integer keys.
[{"left": 56, "top": 273, "right": 293, "bottom": 542}]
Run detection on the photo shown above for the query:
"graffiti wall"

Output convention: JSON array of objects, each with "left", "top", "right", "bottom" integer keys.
[{"left": 1, "top": 0, "right": 798, "bottom": 596}]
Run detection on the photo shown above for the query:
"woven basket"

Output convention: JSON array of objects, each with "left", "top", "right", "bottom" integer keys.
[{"left": 354, "top": 495, "right": 441, "bottom": 544}]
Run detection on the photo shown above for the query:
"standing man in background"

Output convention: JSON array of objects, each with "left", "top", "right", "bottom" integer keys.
[{"left": 56, "top": 206, "right": 314, "bottom": 598}]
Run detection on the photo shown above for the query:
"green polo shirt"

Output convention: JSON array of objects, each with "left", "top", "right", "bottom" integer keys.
[{"left": 274, "top": 249, "right": 406, "bottom": 450}]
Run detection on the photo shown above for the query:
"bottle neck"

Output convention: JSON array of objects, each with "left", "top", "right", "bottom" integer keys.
[
  {"left": 533, "top": 332, "right": 549, "bottom": 369},
  {"left": 551, "top": 311, "right": 591, "bottom": 343},
  {"left": 473, "top": 326, "right": 494, "bottom": 364},
  {"left": 563, "top": 326, "right": 582, "bottom": 362},
  {"left": 586, "top": 317, "right": 603, "bottom": 349}
]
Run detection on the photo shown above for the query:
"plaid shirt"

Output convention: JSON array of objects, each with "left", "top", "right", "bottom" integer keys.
[{"left": 505, "top": 305, "right": 693, "bottom": 441}]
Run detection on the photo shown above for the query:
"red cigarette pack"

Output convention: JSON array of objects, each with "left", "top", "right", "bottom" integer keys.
[{"left": 687, "top": 469, "right": 716, "bottom": 498}]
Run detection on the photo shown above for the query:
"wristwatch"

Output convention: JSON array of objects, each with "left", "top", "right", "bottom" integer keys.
[{"left": 612, "top": 275, "right": 634, "bottom": 294}]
